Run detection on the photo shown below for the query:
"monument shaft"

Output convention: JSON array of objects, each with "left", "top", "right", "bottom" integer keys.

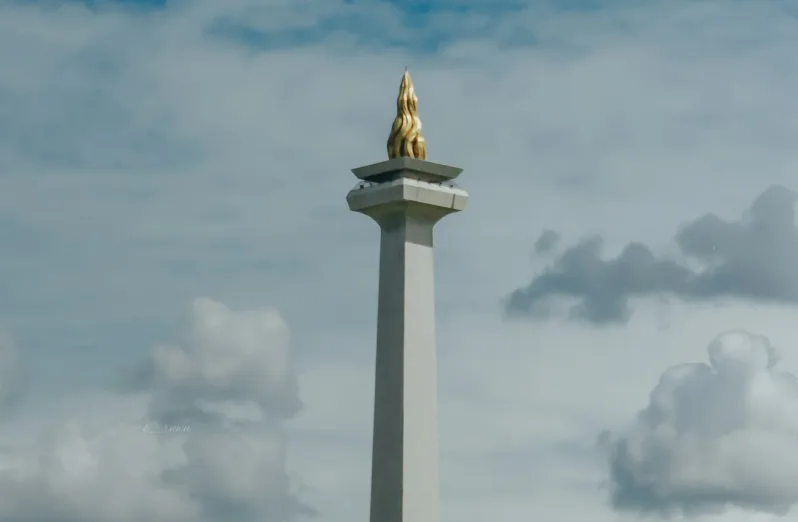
[
  {"left": 349, "top": 68, "right": 467, "bottom": 522},
  {"left": 348, "top": 158, "right": 467, "bottom": 522},
  {"left": 372, "top": 210, "right": 440, "bottom": 522}
]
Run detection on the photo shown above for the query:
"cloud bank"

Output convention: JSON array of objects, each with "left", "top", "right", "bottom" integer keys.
[
  {"left": 0, "top": 298, "right": 310, "bottom": 522},
  {"left": 605, "top": 330, "right": 798, "bottom": 516},
  {"left": 508, "top": 185, "right": 798, "bottom": 323}
]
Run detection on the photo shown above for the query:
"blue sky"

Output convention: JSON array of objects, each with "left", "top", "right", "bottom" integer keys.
[{"left": 2, "top": 0, "right": 798, "bottom": 521}]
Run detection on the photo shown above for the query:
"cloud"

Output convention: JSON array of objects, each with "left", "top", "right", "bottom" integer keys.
[
  {"left": 0, "top": 297, "right": 310, "bottom": 522},
  {"left": 534, "top": 229, "right": 560, "bottom": 255},
  {"left": 507, "top": 185, "right": 798, "bottom": 323},
  {"left": 604, "top": 329, "right": 798, "bottom": 516},
  {"left": 134, "top": 297, "right": 302, "bottom": 423},
  {"left": 0, "top": 419, "right": 200, "bottom": 522}
]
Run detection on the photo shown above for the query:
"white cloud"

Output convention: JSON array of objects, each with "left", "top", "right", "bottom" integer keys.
[
  {"left": 606, "top": 330, "right": 798, "bottom": 516},
  {"left": 0, "top": 297, "right": 308, "bottom": 522},
  {"left": 143, "top": 297, "right": 301, "bottom": 421},
  {"left": 0, "top": 418, "right": 199, "bottom": 522}
]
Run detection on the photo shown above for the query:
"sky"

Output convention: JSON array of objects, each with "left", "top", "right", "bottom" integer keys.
[{"left": 1, "top": 0, "right": 798, "bottom": 520}]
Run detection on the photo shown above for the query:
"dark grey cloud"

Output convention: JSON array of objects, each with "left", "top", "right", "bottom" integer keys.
[
  {"left": 604, "top": 330, "right": 798, "bottom": 516},
  {"left": 507, "top": 185, "right": 798, "bottom": 323},
  {"left": 533, "top": 229, "right": 560, "bottom": 255}
]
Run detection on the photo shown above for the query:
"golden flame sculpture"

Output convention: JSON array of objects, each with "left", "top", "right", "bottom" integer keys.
[{"left": 387, "top": 68, "right": 427, "bottom": 160}]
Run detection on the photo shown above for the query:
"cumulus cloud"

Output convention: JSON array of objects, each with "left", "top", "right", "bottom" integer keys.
[
  {"left": 134, "top": 297, "right": 302, "bottom": 423},
  {"left": 0, "top": 298, "right": 310, "bottom": 522},
  {"left": 0, "top": 419, "right": 199, "bottom": 522},
  {"left": 604, "top": 330, "right": 798, "bottom": 516},
  {"left": 508, "top": 185, "right": 798, "bottom": 323}
]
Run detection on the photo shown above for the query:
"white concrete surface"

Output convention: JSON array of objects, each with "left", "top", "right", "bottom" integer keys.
[{"left": 347, "top": 162, "right": 468, "bottom": 522}]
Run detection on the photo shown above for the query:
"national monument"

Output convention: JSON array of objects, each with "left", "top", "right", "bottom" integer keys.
[{"left": 346, "top": 69, "right": 468, "bottom": 522}]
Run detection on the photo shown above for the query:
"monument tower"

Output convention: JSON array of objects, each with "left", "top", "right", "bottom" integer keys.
[{"left": 347, "top": 70, "right": 468, "bottom": 522}]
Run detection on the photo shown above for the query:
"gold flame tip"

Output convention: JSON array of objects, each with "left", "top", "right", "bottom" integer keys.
[{"left": 387, "top": 68, "right": 426, "bottom": 161}]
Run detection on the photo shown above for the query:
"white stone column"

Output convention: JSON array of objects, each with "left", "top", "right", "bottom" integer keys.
[{"left": 347, "top": 157, "right": 467, "bottom": 522}]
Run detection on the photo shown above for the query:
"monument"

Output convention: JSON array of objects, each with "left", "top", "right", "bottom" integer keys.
[{"left": 346, "top": 69, "right": 468, "bottom": 522}]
